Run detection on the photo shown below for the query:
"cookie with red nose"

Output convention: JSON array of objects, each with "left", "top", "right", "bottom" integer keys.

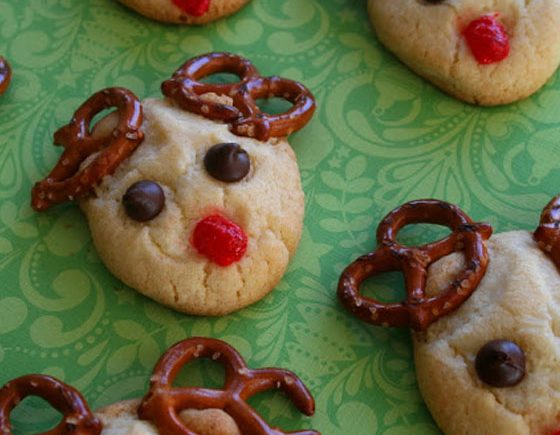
[
  {"left": 367, "top": 0, "right": 560, "bottom": 105},
  {"left": 117, "top": 0, "right": 251, "bottom": 24},
  {"left": 32, "top": 53, "right": 315, "bottom": 316}
]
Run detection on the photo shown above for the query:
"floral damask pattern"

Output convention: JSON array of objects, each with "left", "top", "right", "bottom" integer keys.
[{"left": 1, "top": 0, "right": 559, "bottom": 433}]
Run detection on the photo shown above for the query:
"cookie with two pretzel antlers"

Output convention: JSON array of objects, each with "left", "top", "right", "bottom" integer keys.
[
  {"left": 31, "top": 52, "right": 315, "bottom": 316},
  {"left": 338, "top": 196, "right": 560, "bottom": 434},
  {"left": 0, "top": 337, "right": 319, "bottom": 435},
  {"left": 368, "top": 0, "right": 560, "bottom": 105}
]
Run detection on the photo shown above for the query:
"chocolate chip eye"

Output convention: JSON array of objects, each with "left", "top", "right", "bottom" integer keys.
[
  {"left": 424, "top": 0, "right": 445, "bottom": 3},
  {"left": 204, "top": 143, "right": 250, "bottom": 183},
  {"left": 475, "top": 340, "right": 526, "bottom": 388},
  {"left": 122, "top": 180, "right": 165, "bottom": 222}
]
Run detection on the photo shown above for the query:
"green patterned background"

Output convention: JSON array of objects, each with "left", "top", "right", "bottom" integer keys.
[{"left": 1, "top": 0, "right": 559, "bottom": 433}]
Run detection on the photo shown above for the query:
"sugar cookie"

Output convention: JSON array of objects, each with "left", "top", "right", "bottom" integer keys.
[
  {"left": 338, "top": 195, "right": 560, "bottom": 434},
  {"left": 414, "top": 230, "right": 560, "bottom": 435},
  {"left": 117, "top": 0, "right": 250, "bottom": 25},
  {"left": 367, "top": 0, "right": 560, "bottom": 105},
  {"left": 31, "top": 53, "right": 316, "bottom": 316}
]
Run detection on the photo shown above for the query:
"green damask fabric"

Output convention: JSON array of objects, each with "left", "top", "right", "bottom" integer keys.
[{"left": 1, "top": 0, "right": 559, "bottom": 433}]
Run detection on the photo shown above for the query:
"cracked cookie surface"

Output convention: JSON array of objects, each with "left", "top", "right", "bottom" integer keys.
[
  {"left": 117, "top": 0, "right": 250, "bottom": 24},
  {"left": 81, "top": 98, "right": 304, "bottom": 315},
  {"left": 414, "top": 230, "right": 560, "bottom": 434},
  {"left": 368, "top": 0, "right": 560, "bottom": 105}
]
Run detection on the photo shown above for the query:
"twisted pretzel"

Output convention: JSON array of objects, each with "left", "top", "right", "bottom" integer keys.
[
  {"left": 31, "top": 87, "right": 144, "bottom": 211},
  {"left": 338, "top": 199, "right": 493, "bottom": 331},
  {"left": 0, "top": 374, "right": 102, "bottom": 434},
  {"left": 161, "top": 52, "right": 316, "bottom": 141},
  {"left": 534, "top": 195, "right": 560, "bottom": 267},
  {"left": 138, "top": 337, "right": 319, "bottom": 435},
  {"left": 0, "top": 57, "right": 11, "bottom": 95}
]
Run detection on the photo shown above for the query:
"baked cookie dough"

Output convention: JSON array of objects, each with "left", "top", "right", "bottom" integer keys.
[
  {"left": 81, "top": 97, "right": 305, "bottom": 316},
  {"left": 414, "top": 230, "right": 560, "bottom": 435},
  {"left": 97, "top": 400, "right": 241, "bottom": 435},
  {"left": 367, "top": 0, "right": 560, "bottom": 105},
  {"left": 31, "top": 53, "right": 315, "bottom": 316},
  {"left": 117, "top": 0, "right": 250, "bottom": 25}
]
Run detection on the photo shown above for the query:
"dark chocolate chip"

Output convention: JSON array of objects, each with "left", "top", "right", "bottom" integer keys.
[
  {"left": 204, "top": 143, "right": 250, "bottom": 183},
  {"left": 122, "top": 180, "right": 165, "bottom": 222},
  {"left": 475, "top": 339, "right": 526, "bottom": 388}
]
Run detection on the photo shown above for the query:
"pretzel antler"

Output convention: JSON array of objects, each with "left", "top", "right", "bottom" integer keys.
[
  {"left": 162, "top": 52, "right": 316, "bottom": 141},
  {"left": 31, "top": 87, "right": 144, "bottom": 211},
  {"left": 162, "top": 52, "right": 259, "bottom": 122},
  {"left": 338, "top": 199, "right": 492, "bottom": 331},
  {"left": 534, "top": 195, "right": 560, "bottom": 267},
  {"left": 138, "top": 337, "right": 319, "bottom": 435},
  {"left": 0, "top": 374, "right": 102, "bottom": 435}
]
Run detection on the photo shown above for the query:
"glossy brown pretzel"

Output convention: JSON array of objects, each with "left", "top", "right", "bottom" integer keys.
[
  {"left": 0, "top": 57, "right": 11, "bottom": 95},
  {"left": 138, "top": 337, "right": 319, "bottom": 435},
  {"left": 534, "top": 195, "right": 560, "bottom": 267},
  {"left": 31, "top": 87, "right": 144, "bottom": 211},
  {"left": 338, "top": 199, "right": 492, "bottom": 331},
  {"left": 0, "top": 374, "right": 102, "bottom": 434},
  {"left": 162, "top": 52, "right": 316, "bottom": 141}
]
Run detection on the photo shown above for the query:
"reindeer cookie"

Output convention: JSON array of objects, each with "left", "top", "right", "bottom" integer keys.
[
  {"left": 0, "top": 337, "right": 319, "bottom": 435},
  {"left": 117, "top": 0, "right": 250, "bottom": 24},
  {"left": 367, "top": 0, "right": 560, "bottom": 105},
  {"left": 31, "top": 52, "right": 315, "bottom": 316},
  {"left": 338, "top": 197, "right": 560, "bottom": 435}
]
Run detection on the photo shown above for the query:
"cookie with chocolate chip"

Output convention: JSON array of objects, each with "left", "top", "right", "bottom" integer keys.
[
  {"left": 81, "top": 97, "right": 305, "bottom": 315},
  {"left": 367, "top": 0, "right": 560, "bottom": 105},
  {"left": 117, "top": 0, "right": 251, "bottom": 25},
  {"left": 414, "top": 230, "right": 560, "bottom": 434}
]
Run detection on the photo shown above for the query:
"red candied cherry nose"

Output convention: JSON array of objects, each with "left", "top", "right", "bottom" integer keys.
[
  {"left": 192, "top": 214, "right": 248, "bottom": 266},
  {"left": 463, "top": 14, "right": 510, "bottom": 65},
  {"left": 172, "top": 0, "right": 210, "bottom": 16}
]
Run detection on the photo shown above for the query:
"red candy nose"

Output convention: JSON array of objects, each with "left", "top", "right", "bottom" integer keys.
[
  {"left": 172, "top": 0, "right": 210, "bottom": 16},
  {"left": 463, "top": 14, "right": 510, "bottom": 65},
  {"left": 192, "top": 214, "right": 248, "bottom": 266}
]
